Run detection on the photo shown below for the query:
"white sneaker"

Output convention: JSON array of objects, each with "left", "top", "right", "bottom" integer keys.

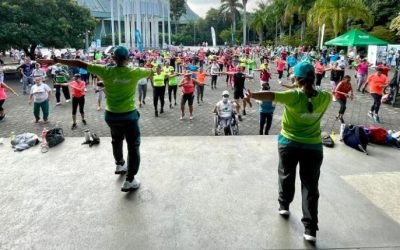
[
  {"left": 121, "top": 179, "right": 141, "bottom": 192},
  {"left": 65, "top": 99, "right": 71, "bottom": 103},
  {"left": 115, "top": 163, "right": 127, "bottom": 175},
  {"left": 189, "top": 116, "right": 193, "bottom": 120},
  {"left": 56, "top": 102, "right": 61, "bottom": 106},
  {"left": 180, "top": 116, "right": 184, "bottom": 120}
]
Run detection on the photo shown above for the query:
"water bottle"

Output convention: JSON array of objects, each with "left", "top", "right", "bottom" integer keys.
[
  {"left": 84, "top": 129, "right": 91, "bottom": 142},
  {"left": 10, "top": 131, "right": 16, "bottom": 144},
  {"left": 330, "top": 131, "right": 336, "bottom": 142}
]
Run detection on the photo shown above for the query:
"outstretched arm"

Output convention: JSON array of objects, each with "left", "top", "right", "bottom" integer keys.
[
  {"left": 2, "top": 83, "right": 19, "bottom": 96},
  {"left": 37, "top": 58, "right": 89, "bottom": 69},
  {"left": 248, "top": 90, "right": 275, "bottom": 101}
]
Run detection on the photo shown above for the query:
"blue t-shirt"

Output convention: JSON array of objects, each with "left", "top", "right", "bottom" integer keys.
[
  {"left": 79, "top": 68, "right": 88, "bottom": 75},
  {"left": 20, "top": 63, "right": 34, "bottom": 76},
  {"left": 287, "top": 56, "right": 297, "bottom": 67},
  {"left": 330, "top": 54, "right": 340, "bottom": 63},
  {"left": 260, "top": 100, "right": 275, "bottom": 113},
  {"left": 187, "top": 65, "right": 198, "bottom": 79}
]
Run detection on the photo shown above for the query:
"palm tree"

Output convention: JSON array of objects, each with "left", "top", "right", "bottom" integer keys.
[
  {"left": 251, "top": 9, "right": 266, "bottom": 43},
  {"left": 271, "top": 0, "right": 286, "bottom": 43},
  {"left": 308, "top": 0, "right": 373, "bottom": 37},
  {"left": 220, "top": 0, "right": 244, "bottom": 44},
  {"left": 242, "top": 0, "right": 248, "bottom": 45},
  {"left": 284, "top": 0, "right": 316, "bottom": 40},
  {"left": 390, "top": 12, "right": 400, "bottom": 35}
]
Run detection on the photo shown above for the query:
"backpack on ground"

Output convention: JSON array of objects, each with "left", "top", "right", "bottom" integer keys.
[
  {"left": 46, "top": 128, "right": 65, "bottom": 147},
  {"left": 342, "top": 124, "right": 368, "bottom": 154},
  {"left": 321, "top": 132, "right": 335, "bottom": 148},
  {"left": 367, "top": 126, "right": 388, "bottom": 144}
]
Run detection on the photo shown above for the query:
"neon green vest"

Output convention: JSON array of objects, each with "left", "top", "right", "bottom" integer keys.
[{"left": 153, "top": 73, "right": 165, "bottom": 87}]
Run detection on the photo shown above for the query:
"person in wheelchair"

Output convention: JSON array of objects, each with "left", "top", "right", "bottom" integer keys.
[{"left": 213, "top": 90, "right": 238, "bottom": 135}]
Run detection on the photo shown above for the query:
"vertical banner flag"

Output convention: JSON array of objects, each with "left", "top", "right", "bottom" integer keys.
[
  {"left": 211, "top": 27, "right": 216, "bottom": 47},
  {"left": 135, "top": 29, "right": 143, "bottom": 52},
  {"left": 320, "top": 24, "right": 325, "bottom": 50}
]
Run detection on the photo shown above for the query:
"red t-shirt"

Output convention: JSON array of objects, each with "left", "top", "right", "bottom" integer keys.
[
  {"left": 335, "top": 81, "right": 352, "bottom": 99},
  {"left": 277, "top": 60, "right": 285, "bottom": 71},
  {"left": 260, "top": 70, "right": 271, "bottom": 82},
  {"left": 70, "top": 80, "right": 86, "bottom": 97},
  {"left": 181, "top": 79, "right": 195, "bottom": 94}
]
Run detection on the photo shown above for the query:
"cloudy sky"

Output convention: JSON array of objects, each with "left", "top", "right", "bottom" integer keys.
[{"left": 187, "top": 0, "right": 259, "bottom": 18}]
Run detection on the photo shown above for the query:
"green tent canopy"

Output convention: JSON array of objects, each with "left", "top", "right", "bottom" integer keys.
[{"left": 325, "top": 29, "right": 389, "bottom": 46}]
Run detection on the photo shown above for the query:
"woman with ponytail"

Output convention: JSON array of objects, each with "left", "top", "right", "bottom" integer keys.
[{"left": 249, "top": 62, "right": 332, "bottom": 243}]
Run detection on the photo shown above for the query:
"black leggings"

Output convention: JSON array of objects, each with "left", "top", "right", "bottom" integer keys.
[
  {"left": 55, "top": 85, "right": 71, "bottom": 102},
  {"left": 153, "top": 86, "right": 166, "bottom": 111},
  {"left": 371, "top": 93, "right": 382, "bottom": 114},
  {"left": 0, "top": 99, "right": 4, "bottom": 112},
  {"left": 168, "top": 85, "right": 177, "bottom": 104},
  {"left": 196, "top": 85, "right": 204, "bottom": 102},
  {"left": 72, "top": 96, "right": 85, "bottom": 115},
  {"left": 211, "top": 75, "right": 217, "bottom": 88},
  {"left": 278, "top": 70, "right": 283, "bottom": 79},
  {"left": 337, "top": 98, "right": 347, "bottom": 115},
  {"left": 260, "top": 112, "right": 273, "bottom": 135},
  {"left": 316, "top": 73, "right": 323, "bottom": 87}
]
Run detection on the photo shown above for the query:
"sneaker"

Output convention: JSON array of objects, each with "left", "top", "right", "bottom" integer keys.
[
  {"left": 143, "top": 100, "right": 146, "bottom": 105},
  {"left": 71, "top": 123, "right": 77, "bottom": 130},
  {"left": 368, "top": 111, "right": 374, "bottom": 119},
  {"left": 169, "top": 103, "right": 172, "bottom": 108},
  {"left": 242, "top": 110, "right": 246, "bottom": 116},
  {"left": 174, "top": 102, "right": 177, "bottom": 106},
  {"left": 303, "top": 228, "right": 317, "bottom": 242},
  {"left": 340, "top": 117, "right": 345, "bottom": 124},
  {"left": 155, "top": 111, "right": 158, "bottom": 117},
  {"left": 65, "top": 99, "right": 71, "bottom": 103},
  {"left": 374, "top": 114, "right": 381, "bottom": 123},
  {"left": 115, "top": 163, "right": 127, "bottom": 175},
  {"left": 82, "top": 119, "right": 87, "bottom": 125},
  {"left": 238, "top": 115, "right": 243, "bottom": 121},
  {"left": 56, "top": 102, "right": 61, "bottom": 106},
  {"left": 278, "top": 205, "right": 290, "bottom": 216},
  {"left": 189, "top": 116, "right": 193, "bottom": 120},
  {"left": 121, "top": 179, "right": 141, "bottom": 192},
  {"left": 139, "top": 103, "right": 142, "bottom": 108},
  {"left": 160, "top": 109, "right": 164, "bottom": 114}
]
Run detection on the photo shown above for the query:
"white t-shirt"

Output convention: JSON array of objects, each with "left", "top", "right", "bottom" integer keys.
[
  {"left": 30, "top": 83, "right": 51, "bottom": 103},
  {"left": 216, "top": 100, "right": 235, "bottom": 118},
  {"left": 32, "top": 68, "right": 46, "bottom": 78},
  {"left": 210, "top": 63, "right": 220, "bottom": 75}
]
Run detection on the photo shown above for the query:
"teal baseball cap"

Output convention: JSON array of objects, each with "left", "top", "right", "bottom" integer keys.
[
  {"left": 293, "top": 61, "right": 315, "bottom": 79},
  {"left": 113, "top": 46, "right": 129, "bottom": 60}
]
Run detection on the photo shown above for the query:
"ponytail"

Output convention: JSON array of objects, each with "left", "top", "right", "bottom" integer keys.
[{"left": 297, "top": 76, "right": 317, "bottom": 113}]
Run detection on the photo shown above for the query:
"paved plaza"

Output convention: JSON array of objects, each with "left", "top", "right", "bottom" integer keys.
[
  {"left": 1, "top": 64, "right": 400, "bottom": 138},
  {"left": 1, "top": 137, "right": 400, "bottom": 249}
]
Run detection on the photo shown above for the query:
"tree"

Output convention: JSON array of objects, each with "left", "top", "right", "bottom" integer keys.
[
  {"left": 390, "top": 13, "right": 400, "bottom": 36},
  {"left": 251, "top": 9, "right": 266, "bottom": 43},
  {"left": 307, "top": 0, "right": 373, "bottom": 36},
  {"left": 242, "top": 0, "right": 248, "bottom": 45},
  {"left": 170, "top": 0, "right": 187, "bottom": 35},
  {"left": 0, "top": 0, "right": 95, "bottom": 59},
  {"left": 370, "top": 26, "right": 398, "bottom": 44},
  {"left": 363, "top": 0, "right": 400, "bottom": 26},
  {"left": 220, "top": 0, "right": 243, "bottom": 45}
]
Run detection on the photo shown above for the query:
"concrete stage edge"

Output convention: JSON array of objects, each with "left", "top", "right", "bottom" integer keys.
[{"left": 1, "top": 136, "right": 400, "bottom": 250}]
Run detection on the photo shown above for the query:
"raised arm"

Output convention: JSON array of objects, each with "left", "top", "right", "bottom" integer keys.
[
  {"left": 37, "top": 58, "right": 89, "bottom": 69},
  {"left": 249, "top": 90, "right": 275, "bottom": 101}
]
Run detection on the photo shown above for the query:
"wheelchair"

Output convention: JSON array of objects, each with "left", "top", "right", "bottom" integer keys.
[{"left": 212, "top": 112, "right": 239, "bottom": 136}]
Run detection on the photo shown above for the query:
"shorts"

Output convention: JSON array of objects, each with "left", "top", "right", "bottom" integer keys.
[
  {"left": 181, "top": 93, "right": 194, "bottom": 106},
  {"left": 234, "top": 89, "right": 245, "bottom": 99}
]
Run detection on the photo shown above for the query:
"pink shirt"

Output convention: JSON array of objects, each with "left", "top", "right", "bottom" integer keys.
[
  {"left": 0, "top": 83, "right": 7, "bottom": 100},
  {"left": 277, "top": 60, "right": 285, "bottom": 71},
  {"left": 357, "top": 63, "right": 368, "bottom": 75},
  {"left": 182, "top": 79, "right": 195, "bottom": 94},
  {"left": 314, "top": 63, "right": 325, "bottom": 74}
]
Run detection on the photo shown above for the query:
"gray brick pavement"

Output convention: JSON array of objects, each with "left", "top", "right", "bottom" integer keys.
[{"left": 1, "top": 65, "right": 399, "bottom": 138}]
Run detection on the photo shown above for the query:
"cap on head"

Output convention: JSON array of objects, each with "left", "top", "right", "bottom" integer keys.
[
  {"left": 74, "top": 73, "right": 81, "bottom": 78},
  {"left": 294, "top": 62, "right": 315, "bottom": 79},
  {"left": 222, "top": 90, "right": 229, "bottom": 96},
  {"left": 113, "top": 46, "right": 129, "bottom": 60}
]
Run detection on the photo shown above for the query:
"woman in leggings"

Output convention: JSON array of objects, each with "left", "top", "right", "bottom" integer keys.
[{"left": 69, "top": 74, "right": 87, "bottom": 129}]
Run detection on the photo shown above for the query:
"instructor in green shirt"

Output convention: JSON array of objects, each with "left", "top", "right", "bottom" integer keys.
[
  {"left": 39, "top": 46, "right": 152, "bottom": 192},
  {"left": 249, "top": 62, "right": 332, "bottom": 243}
]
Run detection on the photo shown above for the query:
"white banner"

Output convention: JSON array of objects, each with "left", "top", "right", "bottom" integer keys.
[
  {"left": 368, "top": 45, "right": 378, "bottom": 66},
  {"left": 320, "top": 24, "right": 325, "bottom": 50},
  {"left": 211, "top": 27, "right": 216, "bottom": 47}
]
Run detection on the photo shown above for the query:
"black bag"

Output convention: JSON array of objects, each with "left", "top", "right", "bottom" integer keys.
[
  {"left": 46, "top": 128, "right": 65, "bottom": 147},
  {"left": 342, "top": 125, "right": 368, "bottom": 154},
  {"left": 321, "top": 132, "right": 335, "bottom": 148},
  {"left": 90, "top": 133, "right": 100, "bottom": 147}
]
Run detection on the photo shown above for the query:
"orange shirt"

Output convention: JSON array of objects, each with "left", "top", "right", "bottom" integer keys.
[
  {"left": 195, "top": 72, "right": 207, "bottom": 85},
  {"left": 70, "top": 80, "right": 86, "bottom": 97},
  {"left": 367, "top": 74, "right": 387, "bottom": 95}
]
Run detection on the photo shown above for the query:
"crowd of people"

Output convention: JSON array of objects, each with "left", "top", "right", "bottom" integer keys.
[{"left": 1, "top": 44, "right": 400, "bottom": 243}]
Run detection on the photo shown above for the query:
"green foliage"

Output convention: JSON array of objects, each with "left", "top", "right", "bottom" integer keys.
[
  {"left": 370, "top": 26, "right": 399, "bottom": 44},
  {"left": 170, "top": 0, "right": 186, "bottom": 34},
  {"left": 307, "top": 0, "right": 373, "bottom": 36},
  {"left": 363, "top": 0, "right": 400, "bottom": 26},
  {"left": 101, "top": 33, "right": 125, "bottom": 47},
  {"left": 391, "top": 13, "right": 400, "bottom": 36},
  {"left": 0, "top": 0, "right": 95, "bottom": 58}
]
